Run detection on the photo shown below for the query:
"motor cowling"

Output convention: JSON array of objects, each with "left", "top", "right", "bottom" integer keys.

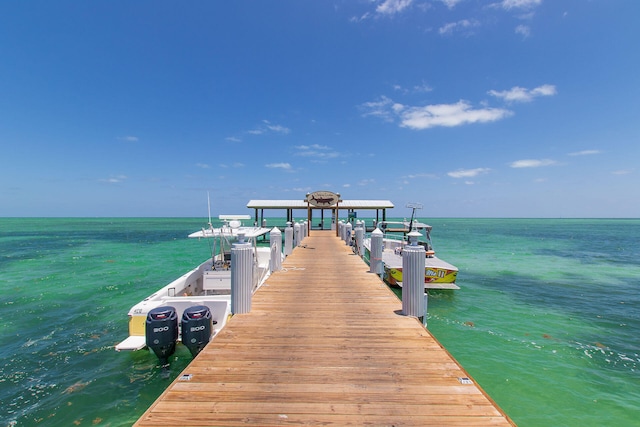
[
  {"left": 181, "top": 305, "right": 213, "bottom": 358},
  {"left": 145, "top": 306, "right": 178, "bottom": 367}
]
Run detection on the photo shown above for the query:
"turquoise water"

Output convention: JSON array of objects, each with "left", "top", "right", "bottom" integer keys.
[{"left": 1, "top": 218, "right": 638, "bottom": 426}]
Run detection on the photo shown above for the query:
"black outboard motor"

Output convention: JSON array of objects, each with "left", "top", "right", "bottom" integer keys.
[
  {"left": 181, "top": 305, "right": 213, "bottom": 358},
  {"left": 145, "top": 306, "right": 178, "bottom": 368}
]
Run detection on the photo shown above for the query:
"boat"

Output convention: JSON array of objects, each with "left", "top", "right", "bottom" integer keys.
[
  {"left": 362, "top": 205, "right": 459, "bottom": 290},
  {"left": 115, "top": 215, "right": 279, "bottom": 364}
]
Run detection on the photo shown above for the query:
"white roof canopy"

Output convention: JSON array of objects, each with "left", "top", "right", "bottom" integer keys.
[{"left": 246, "top": 200, "right": 394, "bottom": 210}]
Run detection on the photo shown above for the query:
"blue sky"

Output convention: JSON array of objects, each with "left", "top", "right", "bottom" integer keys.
[{"left": 1, "top": 0, "right": 638, "bottom": 218}]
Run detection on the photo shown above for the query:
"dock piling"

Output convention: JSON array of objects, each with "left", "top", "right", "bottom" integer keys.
[
  {"left": 284, "top": 222, "right": 293, "bottom": 256},
  {"left": 369, "top": 228, "right": 383, "bottom": 275},
  {"left": 344, "top": 222, "right": 352, "bottom": 245},
  {"left": 293, "top": 222, "right": 301, "bottom": 247},
  {"left": 231, "top": 233, "right": 253, "bottom": 314},
  {"left": 402, "top": 231, "right": 426, "bottom": 319},
  {"left": 270, "top": 227, "right": 282, "bottom": 272},
  {"left": 354, "top": 221, "right": 364, "bottom": 256}
]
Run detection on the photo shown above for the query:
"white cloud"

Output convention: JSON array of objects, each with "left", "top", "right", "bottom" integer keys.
[
  {"left": 509, "top": 159, "right": 557, "bottom": 168},
  {"left": 118, "top": 136, "right": 139, "bottom": 142},
  {"left": 568, "top": 150, "right": 601, "bottom": 156},
  {"left": 264, "top": 120, "right": 291, "bottom": 134},
  {"left": 488, "top": 84, "right": 557, "bottom": 103},
  {"left": 515, "top": 24, "right": 531, "bottom": 37},
  {"left": 350, "top": 12, "right": 371, "bottom": 23},
  {"left": 352, "top": 0, "right": 414, "bottom": 21},
  {"left": 291, "top": 187, "right": 312, "bottom": 193},
  {"left": 265, "top": 162, "right": 292, "bottom": 170},
  {"left": 358, "top": 179, "right": 376, "bottom": 186},
  {"left": 400, "top": 100, "right": 512, "bottom": 129},
  {"left": 447, "top": 168, "right": 491, "bottom": 178},
  {"left": 246, "top": 120, "right": 291, "bottom": 136},
  {"left": 406, "top": 172, "right": 438, "bottom": 179},
  {"left": 612, "top": 169, "right": 633, "bottom": 175},
  {"left": 361, "top": 97, "right": 513, "bottom": 129},
  {"left": 196, "top": 163, "right": 210, "bottom": 169},
  {"left": 376, "top": 0, "right": 413, "bottom": 15},
  {"left": 413, "top": 83, "right": 432, "bottom": 93},
  {"left": 268, "top": 125, "right": 290, "bottom": 133},
  {"left": 100, "top": 174, "right": 127, "bottom": 183},
  {"left": 394, "top": 83, "right": 433, "bottom": 94},
  {"left": 225, "top": 136, "right": 242, "bottom": 143},
  {"left": 295, "top": 144, "right": 330, "bottom": 150},
  {"left": 497, "top": 0, "right": 542, "bottom": 10},
  {"left": 439, "top": 19, "right": 480, "bottom": 35},
  {"left": 294, "top": 144, "right": 339, "bottom": 159},
  {"left": 360, "top": 96, "right": 397, "bottom": 122},
  {"left": 219, "top": 162, "right": 244, "bottom": 168},
  {"left": 440, "top": 0, "right": 464, "bottom": 9},
  {"left": 531, "top": 84, "right": 557, "bottom": 96}
]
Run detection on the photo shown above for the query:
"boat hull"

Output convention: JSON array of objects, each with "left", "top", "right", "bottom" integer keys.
[
  {"left": 116, "top": 245, "right": 277, "bottom": 352},
  {"left": 385, "top": 265, "right": 458, "bottom": 286},
  {"left": 363, "top": 238, "right": 459, "bottom": 290}
]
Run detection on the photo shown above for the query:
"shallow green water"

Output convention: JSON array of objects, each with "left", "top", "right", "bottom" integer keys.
[{"left": 1, "top": 218, "right": 638, "bottom": 426}]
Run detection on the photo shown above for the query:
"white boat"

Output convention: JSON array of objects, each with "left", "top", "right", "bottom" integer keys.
[
  {"left": 115, "top": 215, "right": 279, "bottom": 357},
  {"left": 362, "top": 206, "right": 459, "bottom": 290}
]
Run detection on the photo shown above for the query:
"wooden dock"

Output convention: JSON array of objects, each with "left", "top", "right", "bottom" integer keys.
[{"left": 135, "top": 231, "right": 515, "bottom": 426}]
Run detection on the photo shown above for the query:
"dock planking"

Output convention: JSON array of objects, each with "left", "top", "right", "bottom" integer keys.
[{"left": 135, "top": 230, "right": 515, "bottom": 426}]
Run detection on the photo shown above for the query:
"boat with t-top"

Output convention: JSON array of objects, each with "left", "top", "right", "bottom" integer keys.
[
  {"left": 115, "top": 215, "right": 280, "bottom": 365},
  {"left": 362, "top": 205, "right": 459, "bottom": 290}
]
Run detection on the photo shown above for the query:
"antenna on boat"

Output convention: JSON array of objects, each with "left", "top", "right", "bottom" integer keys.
[
  {"left": 406, "top": 203, "right": 423, "bottom": 234},
  {"left": 207, "top": 192, "right": 212, "bottom": 228},
  {"left": 205, "top": 191, "right": 216, "bottom": 261}
]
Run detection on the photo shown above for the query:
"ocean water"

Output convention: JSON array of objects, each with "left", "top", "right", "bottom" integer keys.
[{"left": 1, "top": 218, "right": 638, "bottom": 426}]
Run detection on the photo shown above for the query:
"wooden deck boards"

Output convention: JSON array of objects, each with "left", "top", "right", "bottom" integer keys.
[{"left": 135, "top": 231, "right": 514, "bottom": 426}]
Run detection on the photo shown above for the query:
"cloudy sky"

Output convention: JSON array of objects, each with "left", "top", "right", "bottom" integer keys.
[{"left": 1, "top": 0, "right": 638, "bottom": 217}]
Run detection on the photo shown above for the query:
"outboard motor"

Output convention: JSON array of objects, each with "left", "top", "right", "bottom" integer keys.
[
  {"left": 145, "top": 306, "right": 178, "bottom": 368},
  {"left": 181, "top": 305, "right": 213, "bottom": 358}
]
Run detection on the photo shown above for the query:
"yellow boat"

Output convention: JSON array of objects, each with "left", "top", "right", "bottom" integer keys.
[{"left": 363, "top": 216, "right": 459, "bottom": 290}]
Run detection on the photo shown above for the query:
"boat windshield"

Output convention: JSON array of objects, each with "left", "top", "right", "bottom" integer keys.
[{"left": 377, "top": 221, "right": 434, "bottom": 251}]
